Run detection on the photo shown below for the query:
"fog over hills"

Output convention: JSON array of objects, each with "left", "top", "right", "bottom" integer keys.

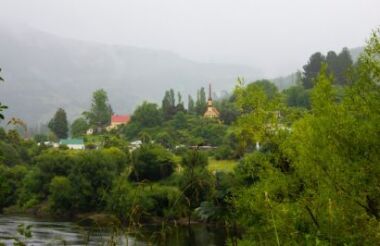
[{"left": 0, "top": 23, "right": 260, "bottom": 126}]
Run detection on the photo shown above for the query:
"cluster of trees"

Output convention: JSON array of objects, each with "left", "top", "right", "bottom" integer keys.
[
  {"left": 283, "top": 47, "right": 354, "bottom": 109},
  {"left": 121, "top": 87, "right": 232, "bottom": 148},
  {"left": 228, "top": 31, "right": 380, "bottom": 244},
  {"left": 44, "top": 89, "right": 112, "bottom": 141}
]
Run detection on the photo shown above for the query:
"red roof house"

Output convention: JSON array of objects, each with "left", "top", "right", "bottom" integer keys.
[{"left": 107, "top": 114, "right": 130, "bottom": 130}]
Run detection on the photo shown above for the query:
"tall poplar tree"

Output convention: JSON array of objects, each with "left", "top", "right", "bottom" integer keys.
[
  {"left": 162, "top": 89, "right": 177, "bottom": 120},
  {"left": 195, "top": 87, "right": 207, "bottom": 115},
  {"left": 188, "top": 95, "right": 195, "bottom": 114}
]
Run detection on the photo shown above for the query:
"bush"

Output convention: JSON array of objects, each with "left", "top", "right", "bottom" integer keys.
[
  {"left": 0, "top": 164, "right": 28, "bottom": 211},
  {"left": 108, "top": 175, "right": 183, "bottom": 222},
  {"left": 68, "top": 150, "right": 120, "bottom": 211},
  {"left": 181, "top": 149, "right": 208, "bottom": 169},
  {"left": 0, "top": 141, "right": 21, "bottom": 166},
  {"left": 48, "top": 176, "right": 74, "bottom": 214},
  {"left": 130, "top": 144, "right": 176, "bottom": 182},
  {"left": 214, "top": 145, "right": 235, "bottom": 160}
]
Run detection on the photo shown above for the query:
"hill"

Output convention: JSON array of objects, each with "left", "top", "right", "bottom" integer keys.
[{"left": 0, "top": 23, "right": 260, "bottom": 126}]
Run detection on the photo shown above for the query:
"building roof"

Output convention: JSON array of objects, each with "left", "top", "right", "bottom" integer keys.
[
  {"left": 59, "top": 138, "right": 84, "bottom": 145},
  {"left": 111, "top": 114, "right": 130, "bottom": 123},
  {"left": 204, "top": 106, "right": 220, "bottom": 118}
]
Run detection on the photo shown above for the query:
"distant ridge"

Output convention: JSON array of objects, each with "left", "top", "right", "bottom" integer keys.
[{"left": 0, "top": 23, "right": 260, "bottom": 126}]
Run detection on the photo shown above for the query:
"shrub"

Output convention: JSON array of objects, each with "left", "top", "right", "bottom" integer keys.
[
  {"left": 130, "top": 144, "right": 176, "bottom": 181},
  {"left": 48, "top": 176, "right": 74, "bottom": 214}
]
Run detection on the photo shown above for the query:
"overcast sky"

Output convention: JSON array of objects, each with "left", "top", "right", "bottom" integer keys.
[{"left": 1, "top": 0, "right": 379, "bottom": 77}]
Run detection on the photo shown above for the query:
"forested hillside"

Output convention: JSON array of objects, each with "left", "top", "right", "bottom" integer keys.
[{"left": 0, "top": 22, "right": 259, "bottom": 125}]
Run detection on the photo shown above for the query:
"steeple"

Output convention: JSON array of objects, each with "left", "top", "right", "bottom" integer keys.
[
  {"left": 204, "top": 83, "right": 220, "bottom": 118},
  {"left": 208, "top": 83, "right": 212, "bottom": 100}
]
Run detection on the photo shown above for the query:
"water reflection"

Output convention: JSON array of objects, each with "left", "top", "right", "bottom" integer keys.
[{"left": 0, "top": 215, "right": 227, "bottom": 245}]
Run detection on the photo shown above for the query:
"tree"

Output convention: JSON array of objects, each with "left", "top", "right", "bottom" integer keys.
[
  {"left": 188, "top": 95, "right": 195, "bottom": 114},
  {"left": 130, "top": 144, "right": 175, "bottom": 181},
  {"left": 131, "top": 101, "right": 163, "bottom": 128},
  {"left": 180, "top": 150, "right": 214, "bottom": 224},
  {"left": 181, "top": 149, "right": 208, "bottom": 170},
  {"left": 215, "top": 96, "right": 240, "bottom": 125},
  {"left": 0, "top": 68, "right": 8, "bottom": 120},
  {"left": 69, "top": 150, "right": 121, "bottom": 211},
  {"left": 233, "top": 31, "right": 380, "bottom": 244},
  {"left": 335, "top": 47, "right": 353, "bottom": 85},
  {"left": 302, "top": 52, "right": 326, "bottom": 89},
  {"left": 176, "top": 91, "right": 185, "bottom": 113},
  {"left": 247, "top": 80, "right": 279, "bottom": 99},
  {"left": 195, "top": 87, "right": 207, "bottom": 115},
  {"left": 70, "top": 117, "right": 89, "bottom": 137},
  {"left": 162, "top": 89, "right": 177, "bottom": 120},
  {"left": 191, "top": 118, "right": 227, "bottom": 146},
  {"left": 172, "top": 111, "right": 188, "bottom": 129},
  {"left": 283, "top": 85, "right": 311, "bottom": 108},
  {"left": 326, "top": 49, "right": 353, "bottom": 86},
  {"left": 83, "top": 89, "right": 112, "bottom": 130},
  {"left": 48, "top": 108, "right": 68, "bottom": 139},
  {"left": 0, "top": 141, "right": 21, "bottom": 166},
  {"left": 33, "top": 134, "right": 48, "bottom": 143},
  {"left": 0, "top": 165, "right": 27, "bottom": 211},
  {"left": 48, "top": 176, "right": 74, "bottom": 214},
  {"left": 326, "top": 50, "right": 339, "bottom": 79}
]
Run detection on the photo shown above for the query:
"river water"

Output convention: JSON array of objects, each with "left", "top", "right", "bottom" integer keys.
[{"left": 0, "top": 215, "right": 227, "bottom": 245}]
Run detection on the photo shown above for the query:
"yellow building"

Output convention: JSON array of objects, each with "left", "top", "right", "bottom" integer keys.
[{"left": 203, "top": 83, "right": 220, "bottom": 118}]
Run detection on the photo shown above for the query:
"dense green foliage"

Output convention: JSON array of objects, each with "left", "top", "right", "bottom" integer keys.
[
  {"left": 230, "top": 31, "right": 380, "bottom": 244},
  {"left": 129, "top": 144, "right": 176, "bottom": 181}
]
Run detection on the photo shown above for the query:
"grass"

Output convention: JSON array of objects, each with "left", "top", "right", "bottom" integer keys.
[{"left": 207, "top": 158, "right": 237, "bottom": 173}]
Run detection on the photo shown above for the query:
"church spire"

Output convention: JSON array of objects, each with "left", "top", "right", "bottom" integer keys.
[
  {"left": 208, "top": 83, "right": 212, "bottom": 100},
  {"left": 204, "top": 83, "right": 220, "bottom": 119}
]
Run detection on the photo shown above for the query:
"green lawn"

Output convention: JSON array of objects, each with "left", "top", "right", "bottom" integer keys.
[{"left": 207, "top": 158, "right": 237, "bottom": 173}]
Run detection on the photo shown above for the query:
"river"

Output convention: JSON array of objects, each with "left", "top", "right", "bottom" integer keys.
[{"left": 0, "top": 215, "right": 228, "bottom": 245}]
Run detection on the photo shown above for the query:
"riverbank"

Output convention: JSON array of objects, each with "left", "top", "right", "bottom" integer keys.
[{"left": 3, "top": 204, "right": 215, "bottom": 228}]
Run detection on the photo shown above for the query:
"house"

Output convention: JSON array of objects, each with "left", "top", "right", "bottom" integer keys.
[
  {"left": 203, "top": 84, "right": 220, "bottom": 118},
  {"left": 107, "top": 114, "right": 130, "bottom": 131},
  {"left": 86, "top": 128, "right": 94, "bottom": 135},
  {"left": 129, "top": 140, "right": 142, "bottom": 151},
  {"left": 59, "top": 138, "right": 85, "bottom": 150}
]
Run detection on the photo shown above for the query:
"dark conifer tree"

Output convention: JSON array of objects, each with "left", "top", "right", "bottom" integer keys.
[
  {"left": 48, "top": 108, "right": 69, "bottom": 139},
  {"left": 302, "top": 52, "right": 326, "bottom": 89}
]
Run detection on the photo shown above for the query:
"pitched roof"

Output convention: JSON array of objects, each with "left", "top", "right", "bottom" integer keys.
[
  {"left": 59, "top": 138, "right": 84, "bottom": 145},
  {"left": 111, "top": 114, "right": 130, "bottom": 123}
]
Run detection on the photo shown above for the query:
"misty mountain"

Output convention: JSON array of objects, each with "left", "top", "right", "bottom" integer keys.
[{"left": 0, "top": 23, "right": 260, "bottom": 126}]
